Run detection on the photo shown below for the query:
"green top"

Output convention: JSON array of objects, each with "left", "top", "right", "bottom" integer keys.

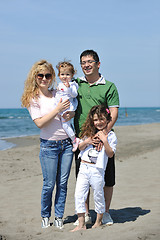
[{"left": 74, "top": 75, "right": 120, "bottom": 136}]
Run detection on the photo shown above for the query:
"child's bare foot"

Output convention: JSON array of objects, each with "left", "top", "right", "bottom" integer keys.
[
  {"left": 92, "top": 222, "right": 102, "bottom": 229},
  {"left": 70, "top": 225, "right": 86, "bottom": 232}
]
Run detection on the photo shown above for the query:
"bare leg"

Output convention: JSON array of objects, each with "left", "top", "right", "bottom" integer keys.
[
  {"left": 104, "top": 186, "right": 113, "bottom": 212},
  {"left": 92, "top": 213, "right": 103, "bottom": 228},
  {"left": 70, "top": 213, "right": 86, "bottom": 232}
]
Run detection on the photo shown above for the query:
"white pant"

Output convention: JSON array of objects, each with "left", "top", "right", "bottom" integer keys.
[
  {"left": 61, "top": 117, "right": 75, "bottom": 141},
  {"left": 75, "top": 162, "right": 105, "bottom": 214}
]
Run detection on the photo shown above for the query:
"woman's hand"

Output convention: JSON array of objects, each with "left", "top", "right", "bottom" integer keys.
[{"left": 56, "top": 98, "right": 70, "bottom": 113}]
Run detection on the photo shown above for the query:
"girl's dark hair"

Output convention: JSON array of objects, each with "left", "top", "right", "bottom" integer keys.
[{"left": 80, "top": 104, "right": 112, "bottom": 138}]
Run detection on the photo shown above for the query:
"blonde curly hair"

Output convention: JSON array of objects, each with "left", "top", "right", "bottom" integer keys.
[{"left": 21, "top": 60, "right": 56, "bottom": 108}]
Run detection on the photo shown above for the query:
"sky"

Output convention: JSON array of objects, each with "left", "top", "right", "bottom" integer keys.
[{"left": 0, "top": 0, "right": 160, "bottom": 108}]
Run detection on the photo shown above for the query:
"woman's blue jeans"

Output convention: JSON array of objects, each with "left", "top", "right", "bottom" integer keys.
[{"left": 39, "top": 138, "right": 73, "bottom": 218}]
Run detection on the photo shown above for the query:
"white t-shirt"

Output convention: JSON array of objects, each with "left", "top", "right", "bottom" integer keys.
[
  {"left": 28, "top": 90, "right": 68, "bottom": 140},
  {"left": 78, "top": 131, "right": 117, "bottom": 170},
  {"left": 55, "top": 81, "right": 78, "bottom": 112}
]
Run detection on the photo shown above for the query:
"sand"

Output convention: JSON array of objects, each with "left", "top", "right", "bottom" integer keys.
[{"left": 0, "top": 123, "right": 160, "bottom": 240}]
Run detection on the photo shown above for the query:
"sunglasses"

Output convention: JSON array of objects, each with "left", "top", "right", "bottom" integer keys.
[{"left": 37, "top": 73, "right": 52, "bottom": 80}]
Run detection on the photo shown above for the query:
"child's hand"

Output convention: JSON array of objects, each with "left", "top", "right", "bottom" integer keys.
[
  {"left": 86, "top": 137, "right": 93, "bottom": 145},
  {"left": 63, "top": 79, "right": 70, "bottom": 88}
]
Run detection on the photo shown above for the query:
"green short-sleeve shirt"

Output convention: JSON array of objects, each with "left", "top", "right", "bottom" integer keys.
[{"left": 74, "top": 75, "right": 119, "bottom": 136}]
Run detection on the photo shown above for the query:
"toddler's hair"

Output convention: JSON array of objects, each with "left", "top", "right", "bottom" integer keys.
[
  {"left": 56, "top": 60, "right": 76, "bottom": 76},
  {"left": 80, "top": 104, "right": 112, "bottom": 138}
]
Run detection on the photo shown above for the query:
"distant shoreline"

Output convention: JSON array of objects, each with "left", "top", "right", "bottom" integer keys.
[
  {"left": 1, "top": 123, "right": 160, "bottom": 158},
  {"left": 0, "top": 108, "right": 160, "bottom": 143}
]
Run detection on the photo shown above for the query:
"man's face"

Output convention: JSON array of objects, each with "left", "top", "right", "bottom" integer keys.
[{"left": 80, "top": 55, "right": 100, "bottom": 78}]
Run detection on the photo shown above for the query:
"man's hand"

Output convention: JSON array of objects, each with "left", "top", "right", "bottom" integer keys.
[
  {"left": 92, "top": 134, "right": 103, "bottom": 151},
  {"left": 62, "top": 111, "right": 75, "bottom": 122}
]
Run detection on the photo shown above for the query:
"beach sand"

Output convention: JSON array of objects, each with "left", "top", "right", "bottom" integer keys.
[{"left": 0, "top": 123, "right": 160, "bottom": 240}]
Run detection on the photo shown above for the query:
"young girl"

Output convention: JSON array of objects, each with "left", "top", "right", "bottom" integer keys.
[
  {"left": 21, "top": 60, "right": 74, "bottom": 229},
  {"left": 56, "top": 61, "right": 79, "bottom": 152},
  {"left": 71, "top": 105, "right": 117, "bottom": 232}
]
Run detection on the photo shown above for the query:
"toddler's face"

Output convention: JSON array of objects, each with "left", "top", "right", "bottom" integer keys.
[{"left": 59, "top": 68, "right": 73, "bottom": 83}]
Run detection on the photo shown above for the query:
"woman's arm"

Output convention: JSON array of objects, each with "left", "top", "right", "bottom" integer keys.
[{"left": 34, "top": 99, "right": 70, "bottom": 129}]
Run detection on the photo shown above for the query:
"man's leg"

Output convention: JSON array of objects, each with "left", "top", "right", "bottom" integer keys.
[
  {"left": 102, "top": 155, "right": 115, "bottom": 225},
  {"left": 75, "top": 149, "right": 80, "bottom": 178},
  {"left": 104, "top": 186, "right": 113, "bottom": 212}
]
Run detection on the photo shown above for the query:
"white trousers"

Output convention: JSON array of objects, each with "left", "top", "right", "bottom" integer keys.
[
  {"left": 75, "top": 162, "right": 105, "bottom": 214},
  {"left": 61, "top": 117, "right": 75, "bottom": 141}
]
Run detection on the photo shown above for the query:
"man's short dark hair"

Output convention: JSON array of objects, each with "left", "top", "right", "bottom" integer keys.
[{"left": 80, "top": 50, "right": 100, "bottom": 62}]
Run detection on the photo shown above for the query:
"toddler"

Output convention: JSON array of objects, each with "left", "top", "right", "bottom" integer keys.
[{"left": 56, "top": 61, "right": 79, "bottom": 152}]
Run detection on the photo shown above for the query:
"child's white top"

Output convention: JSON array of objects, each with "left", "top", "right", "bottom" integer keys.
[
  {"left": 56, "top": 80, "right": 78, "bottom": 112},
  {"left": 78, "top": 131, "right": 117, "bottom": 170},
  {"left": 28, "top": 89, "right": 68, "bottom": 141},
  {"left": 56, "top": 81, "right": 78, "bottom": 99}
]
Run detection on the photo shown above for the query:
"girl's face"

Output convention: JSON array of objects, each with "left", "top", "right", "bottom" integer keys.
[
  {"left": 93, "top": 113, "right": 108, "bottom": 131},
  {"left": 59, "top": 68, "right": 73, "bottom": 83},
  {"left": 36, "top": 69, "right": 52, "bottom": 89}
]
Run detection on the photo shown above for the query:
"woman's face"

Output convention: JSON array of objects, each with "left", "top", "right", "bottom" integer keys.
[
  {"left": 36, "top": 68, "right": 52, "bottom": 89},
  {"left": 93, "top": 113, "right": 108, "bottom": 131}
]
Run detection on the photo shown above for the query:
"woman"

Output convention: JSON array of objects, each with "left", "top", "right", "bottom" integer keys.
[{"left": 21, "top": 60, "right": 74, "bottom": 229}]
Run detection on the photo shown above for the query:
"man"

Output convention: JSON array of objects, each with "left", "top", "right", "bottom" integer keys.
[{"left": 74, "top": 49, "right": 119, "bottom": 225}]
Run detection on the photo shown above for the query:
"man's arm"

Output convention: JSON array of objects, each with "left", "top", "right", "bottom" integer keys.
[{"left": 107, "top": 107, "right": 119, "bottom": 132}]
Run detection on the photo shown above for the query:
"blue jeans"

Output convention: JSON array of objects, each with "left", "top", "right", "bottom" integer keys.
[{"left": 39, "top": 138, "right": 73, "bottom": 218}]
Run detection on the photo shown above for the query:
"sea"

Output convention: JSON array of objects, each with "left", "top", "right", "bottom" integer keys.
[{"left": 0, "top": 107, "right": 160, "bottom": 151}]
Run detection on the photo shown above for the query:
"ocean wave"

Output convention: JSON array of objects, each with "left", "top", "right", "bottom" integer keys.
[
  {"left": 0, "top": 116, "right": 30, "bottom": 119},
  {"left": 0, "top": 139, "right": 16, "bottom": 151}
]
